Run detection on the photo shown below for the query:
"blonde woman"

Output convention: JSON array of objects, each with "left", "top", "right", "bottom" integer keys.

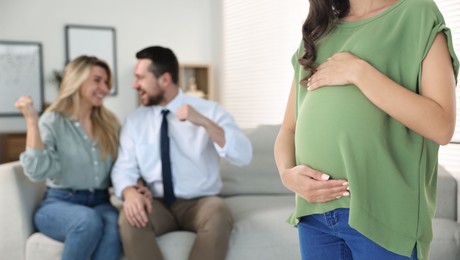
[{"left": 16, "top": 56, "right": 121, "bottom": 260}]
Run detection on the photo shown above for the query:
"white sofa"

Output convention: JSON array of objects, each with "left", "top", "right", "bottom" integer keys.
[{"left": 0, "top": 125, "right": 459, "bottom": 260}]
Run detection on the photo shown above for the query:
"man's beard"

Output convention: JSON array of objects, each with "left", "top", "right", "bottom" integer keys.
[{"left": 145, "top": 90, "right": 165, "bottom": 106}]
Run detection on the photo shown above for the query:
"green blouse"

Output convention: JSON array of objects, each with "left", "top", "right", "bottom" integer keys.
[
  {"left": 290, "top": 0, "right": 459, "bottom": 259},
  {"left": 20, "top": 111, "right": 113, "bottom": 190}
]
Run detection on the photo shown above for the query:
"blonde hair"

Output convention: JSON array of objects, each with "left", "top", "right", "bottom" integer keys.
[{"left": 47, "top": 56, "right": 120, "bottom": 159}]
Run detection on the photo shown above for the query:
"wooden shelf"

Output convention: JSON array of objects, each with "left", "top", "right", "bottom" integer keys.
[
  {"left": 179, "top": 63, "right": 213, "bottom": 100},
  {"left": 0, "top": 133, "right": 26, "bottom": 163}
]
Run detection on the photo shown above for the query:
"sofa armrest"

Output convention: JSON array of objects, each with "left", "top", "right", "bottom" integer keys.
[
  {"left": 436, "top": 165, "right": 459, "bottom": 223},
  {"left": 0, "top": 161, "right": 46, "bottom": 260}
]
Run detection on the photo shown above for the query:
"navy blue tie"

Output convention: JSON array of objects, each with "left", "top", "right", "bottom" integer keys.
[{"left": 160, "top": 109, "right": 176, "bottom": 206}]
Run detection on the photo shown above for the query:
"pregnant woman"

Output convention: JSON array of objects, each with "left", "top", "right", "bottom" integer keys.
[{"left": 274, "top": 0, "right": 458, "bottom": 259}]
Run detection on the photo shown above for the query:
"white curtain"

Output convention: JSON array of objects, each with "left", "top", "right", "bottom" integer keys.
[{"left": 221, "top": 0, "right": 308, "bottom": 128}]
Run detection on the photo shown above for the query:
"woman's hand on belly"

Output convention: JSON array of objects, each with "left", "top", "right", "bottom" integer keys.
[
  {"left": 280, "top": 165, "right": 350, "bottom": 203},
  {"left": 307, "top": 52, "right": 362, "bottom": 91}
]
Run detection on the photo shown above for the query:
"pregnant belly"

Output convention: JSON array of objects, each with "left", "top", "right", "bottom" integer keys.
[{"left": 295, "top": 86, "right": 387, "bottom": 178}]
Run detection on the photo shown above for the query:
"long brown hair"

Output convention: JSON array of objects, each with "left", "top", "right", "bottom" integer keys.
[
  {"left": 47, "top": 56, "right": 120, "bottom": 159},
  {"left": 299, "top": 0, "right": 349, "bottom": 85}
]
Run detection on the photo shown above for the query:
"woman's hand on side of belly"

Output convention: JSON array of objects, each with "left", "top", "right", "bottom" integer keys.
[{"left": 280, "top": 165, "right": 350, "bottom": 203}]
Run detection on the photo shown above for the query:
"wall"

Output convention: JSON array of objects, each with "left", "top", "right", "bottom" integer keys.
[{"left": 0, "top": 0, "right": 218, "bottom": 132}]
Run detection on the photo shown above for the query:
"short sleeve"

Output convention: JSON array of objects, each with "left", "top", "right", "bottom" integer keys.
[
  {"left": 420, "top": 1, "right": 459, "bottom": 83},
  {"left": 440, "top": 26, "right": 459, "bottom": 84}
]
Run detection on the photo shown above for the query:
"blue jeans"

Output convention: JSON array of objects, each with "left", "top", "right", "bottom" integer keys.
[
  {"left": 34, "top": 188, "right": 121, "bottom": 260},
  {"left": 298, "top": 208, "right": 417, "bottom": 260}
]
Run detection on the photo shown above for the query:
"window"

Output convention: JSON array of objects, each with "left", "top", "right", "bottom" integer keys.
[{"left": 221, "top": 0, "right": 308, "bottom": 128}]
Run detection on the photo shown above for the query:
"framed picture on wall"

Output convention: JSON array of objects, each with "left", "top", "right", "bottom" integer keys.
[
  {"left": 0, "top": 41, "right": 44, "bottom": 117},
  {"left": 65, "top": 25, "right": 118, "bottom": 96}
]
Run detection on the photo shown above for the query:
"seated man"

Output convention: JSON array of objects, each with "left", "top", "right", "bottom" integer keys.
[{"left": 111, "top": 46, "right": 253, "bottom": 260}]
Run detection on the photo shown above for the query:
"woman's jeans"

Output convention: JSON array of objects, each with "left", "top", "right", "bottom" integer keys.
[
  {"left": 298, "top": 208, "right": 417, "bottom": 260},
  {"left": 34, "top": 188, "right": 121, "bottom": 260}
]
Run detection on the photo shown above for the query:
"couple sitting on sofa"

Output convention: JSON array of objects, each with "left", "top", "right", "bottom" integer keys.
[{"left": 16, "top": 46, "right": 253, "bottom": 260}]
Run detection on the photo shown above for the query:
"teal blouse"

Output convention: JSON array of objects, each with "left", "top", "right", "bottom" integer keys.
[{"left": 20, "top": 111, "right": 113, "bottom": 190}]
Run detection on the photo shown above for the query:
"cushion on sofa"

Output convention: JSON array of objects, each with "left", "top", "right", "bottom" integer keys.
[
  {"left": 107, "top": 195, "right": 301, "bottom": 260},
  {"left": 220, "top": 125, "right": 292, "bottom": 196},
  {"left": 27, "top": 230, "right": 195, "bottom": 260},
  {"left": 26, "top": 233, "right": 62, "bottom": 260},
  {"left": 157, "top": 231, "right": 195, "bottom": 259},
  {"left": 141, "top": 195, "right": 302, "bottom": 260},
  {"left": 430, "top": 218, "right": 460, "bottom": 260},
  {"left": 224, "top": 195, "right": 300, "bottom": 259}
]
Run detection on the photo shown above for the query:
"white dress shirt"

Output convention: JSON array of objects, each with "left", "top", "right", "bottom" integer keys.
[{"left": 111, "top": 90, "right": 253, "bottom": 199}]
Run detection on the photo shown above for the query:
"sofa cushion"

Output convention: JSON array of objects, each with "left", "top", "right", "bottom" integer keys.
[
  {"left": 157, "top": 231, "right": 195, "bottom": 259},
  {"left": 430, "top": 218, "right": 460, "bottom": 260},
  {"left": 220, "top": 125, "right": 292, "bottom": 196},
  {"left": 26, "top": 230, "right": 195, "bottom": 260},
  {"left": 25, "top": 195, "right": 300, "bottom": 260},
  {"left": 224, "top": 194, "right": 300, "bottom": 259},
  {"left": 26, "top": 233, "right": 62, "bottom": 260}
]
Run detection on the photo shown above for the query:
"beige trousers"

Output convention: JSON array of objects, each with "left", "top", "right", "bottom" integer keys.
[{"left": 119, "top": 196, "right": 233, "bottom": 260}]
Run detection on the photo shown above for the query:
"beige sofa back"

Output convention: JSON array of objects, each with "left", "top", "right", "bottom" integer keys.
[{"left": 219, "top": 124, "right": 291, "bottom": 196}]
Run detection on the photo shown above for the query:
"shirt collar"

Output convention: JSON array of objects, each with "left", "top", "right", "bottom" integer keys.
[{"left": 152, "top": 89, "right": 185, "bottom": 116}]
